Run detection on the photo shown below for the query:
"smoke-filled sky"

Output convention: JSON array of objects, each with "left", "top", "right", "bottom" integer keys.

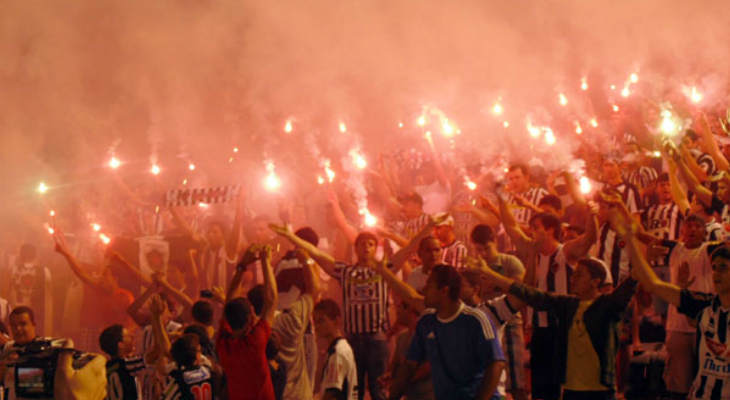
[{"left": 1, "top": 0, "right": 729, "bottom": 237}]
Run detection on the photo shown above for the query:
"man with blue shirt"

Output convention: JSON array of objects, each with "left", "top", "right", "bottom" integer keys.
[{"left": 387, "top": 264, "right": 505, "bottom": 400}]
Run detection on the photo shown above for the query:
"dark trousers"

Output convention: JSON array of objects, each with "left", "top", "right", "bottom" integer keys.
[
  {"left": 347, "top": 332, "right": 390, "bottom": 400},
  {"left": 531, "top": 326, "right": 562, "bottom": 400},
  {"left": 562, "top": 389, "right": 616, "bottom": 400}
]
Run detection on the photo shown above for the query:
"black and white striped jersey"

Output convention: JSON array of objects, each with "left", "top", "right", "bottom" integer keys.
[
  {"left": 530, "top": 245, "right": 573, "bottom": 328},
  {"left": 334, "top": 263, "right": 391, "bottom": 335},
  {"left": 677, "top": 290, "right": 730, "bottom": 400},
  {"left": 604, "top": 181, "right": 643, "bottom": 214},
  {"left": 402, "top": 213, "right": 431, "bottom": 240},
  {"left": 441, "top": 239, "right": 468, "bottom": 270},
  {"left": 623, "top": 166, "right": 658, "bottom": 192},
  {"left": 696, "top": 152, "right": 717, "bottom": 177},
  {"left": 596, "top": 223, "right": 630, "bottom": 286},
  {"left": 706, "top": 219, "right": 725, "bottom": 242},
  {"left": 642, "top": 203, "right": 684, "bottom": 241},
  {"left": 709, "top": 196, "right": 730, "bottom": 242}
]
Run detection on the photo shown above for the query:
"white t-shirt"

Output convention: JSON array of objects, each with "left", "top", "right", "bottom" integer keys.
[
  {"left": 664, "top": 241, "right": 716, "bottom": 333},
  {"left": 319, "top": 338, "right": 358, "bottom": 400},
  {"left": 406, "top": 266, "right": 430, "bottom": 293},
  {"left": 273, "top": 294, "right": 314, "bottom": 400}
]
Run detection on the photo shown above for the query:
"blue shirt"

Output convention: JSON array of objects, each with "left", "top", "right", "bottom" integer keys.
[{"left": 407, "top": 303, "right": 505, "bottom": 400}]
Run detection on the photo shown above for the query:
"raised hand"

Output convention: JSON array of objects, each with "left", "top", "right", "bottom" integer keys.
[
  {"left": 238, "top": 244, "right": 262, "bottom": 268},
  {"left": 268, "top": 223, "right": 291, "bottom": 237},
  {"left": 429, "top": 212, "right": 451, "bottom": 226},
  {"left": 676, "top": 261, "right": 696, "bottom": 289},
  {"left": 608, "top": 207, "right": 638, "bottom": 239},
  {"left": 149, "top": 294, "right": 166, "bottom": 317}
]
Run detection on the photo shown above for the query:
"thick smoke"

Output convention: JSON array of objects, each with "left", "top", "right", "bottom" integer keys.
[{"left": 1, "top": 0, "right": 729, "bottom": 238}]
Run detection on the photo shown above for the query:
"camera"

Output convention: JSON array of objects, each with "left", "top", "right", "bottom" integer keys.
[{"left": 11, "top": 339, "right": 92, "bottom": 398}]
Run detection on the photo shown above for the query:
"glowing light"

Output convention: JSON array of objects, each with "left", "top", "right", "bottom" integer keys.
[
  {"left": 37, "top": 182, "right": 48, "bottom": 194},
  {"left": 527, "top": 121, "right": 541, "bottom": 138},
  {"left": 503, "top": 121, "right": 510, "bottom": 128},
  {"left": 492, "top": 103, "right": 503, "bottom": 115},
  {"left": 398, "top": 122, "right": 404, "bottom": 128},
  {"left": 613, "top": 105, "right": 620, "bottom": 112},
  {"left": 108, "top": 157, "right": 121, "bottom": 169},
  {"left": 188, "top": 163, "right": 196, "bottom": 171},
  {"left": 653, "top": 151, "right": 661, "bottom": 158},
  {"left": 579, "top": 177, "right": 592, "bottom": 194},
  {"left": 183, "top": 179, "right": 188, "bottom": 185},
  {"left": 621, "top": 86, "right": 630, "bottom": 98},
  {"left": 100, "top": 234, "right": 111, "bottom": 245},
  {"left": 575, "top": 122, "right": 583, "bottom": 134},
  {"left": 284, "top": 120, "right": 293, "bottom": 133},
  {"left": 544, "top": 128, "right": 556, "bottom": 146},
  {"left": 228, "top": 157, "right": 234, "bottom": 163},
  {"left": 339, "top": 122, "right": 347, "bottom": 133},
  {"left": 361, "top": 210, "right": 378, "bottom": 227},
  {"left": 690, "top": 87, "right": 703, "bottom": 104},
  {"left": 349, "top": 149, "right": 368, "bottom": 170},
  {"left": 263, "top": 162, "right": 282, "bottom": 191},
  {"left": 465, "top": 177, "right": 477, "bottom": 191},
  {"left": 198, "top": 202, "right": 209, "bottom": 208},
  {"left": 559, "top": 93, "right": 568, "bottom": 106},
  {"left": 581, "top": 77, "right": 588, "bottom": 91},
  {"left": 317, "top": 176, "right": 325, "bottom": 185},
  {"left": 47, "top": 227, "right": 54, "bottom": 235},
  {"left": 441, "top": 120, "right": 455, "bottom": 137},
  {"left": 50, "top": 210, "right": 55, "bottom": 217},
  {"left": 610, "top": 85, "right": 616, "bottom": 90},
  {"left": 325, "top": 165, "right": 336, "bottom": 183},
  {"left": 661, "top": 110, "right": 678, "bottom": 135},
  {"left": 424, "top": 131, "right": 433, "bottom": 142},
  {"left": 150, "top": 165, "right": 161, "bottom": 175},
  {"left": 590, "top": 118, "right": 599, "bottom": 128},
  {"left": 233, "top": 147, "right": 239, "bottom": 153},
  {"left": 417, "top": 115, "right": 426, "bottom": 126},
  {"left": 91, "top": 223, "right": 101, "bottom": 232},
  {"left": 630, "top": 73, "right": 639, "bottom": 83}
]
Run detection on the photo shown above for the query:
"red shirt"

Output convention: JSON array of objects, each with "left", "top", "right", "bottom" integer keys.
[{"left": 217, "top": 318, "right": 274, "bottom": 400}]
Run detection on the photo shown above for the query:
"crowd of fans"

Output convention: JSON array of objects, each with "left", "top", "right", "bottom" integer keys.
[{"left": 3, "top": 108, "right": 730, "bottom": 400}]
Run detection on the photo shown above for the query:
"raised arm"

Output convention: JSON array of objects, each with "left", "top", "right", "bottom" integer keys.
[
  {"left": 226, "top": 187, "right": 246, "bottom": 261},
  {"left": 562, "top": 171, "right": 587, "bottom": 208},
  {"left": 672, "top": 145, "right": 714, "bottom": 206},
  {"left": 563, "top": 206, "right": 598, "bottom": 264},
  {"left": 154, "top": 275, "right": 194, "bottom": 323},
  {"left": 169, "top": 206, "right": 206, "bottom": 245},
  {"left": 147, "top": 294, "right": 172, "bottom": 363},
  {"left": 53, "top": 233, "right": 102, "bottom": 292},
  {"left": 326, "top": 190, "right": 359, "bottom": 245},
  {"left": 372, "top": 259, "right": 425, "bottom": 313},
  {"left": 699, "top": 112, "right": 730, "bottom": 172},
  {"left": 297, "top": 250, "right": 321, "bottom": 301},
  {"left": 270, "top": 223, "right": 338, "bottom": 278},
  {"left": 107, "top": 250, "right": 152, "bottom": 287},
  {"left": 389, "top": 214, "right": 446, "bottom": 273},
  {"left": 610, "top": 209, "right": 682, "bottom": 307},
  {"left": 260, "top": 245, "right": 278, "bottom": 324},
  {"left": 667, "top": 160, "right": 691, "bottom": 215},
  {"left": 126, "top": 282, "right": 159, "bottom": 328},
  {"left": 225, "top": 245, "right": 259, "bottom": 302},
  {"left": 497, "top": 194, "right": 531, "bottom": 250}
]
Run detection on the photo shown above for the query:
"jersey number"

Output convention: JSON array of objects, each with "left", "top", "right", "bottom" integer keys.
[{"left": 190, "top": 382, "right": 212, "bottom": 400}]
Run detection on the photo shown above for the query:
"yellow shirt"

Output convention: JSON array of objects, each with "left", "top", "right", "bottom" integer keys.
[{"left": 564, "top": 300, "right": 609, "bottom": 391}]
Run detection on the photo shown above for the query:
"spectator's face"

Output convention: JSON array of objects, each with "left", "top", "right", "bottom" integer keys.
[
  {"left": 657, "top": 181, "right": 672, "bottom": 203},
  {"left": 711, "top": 257, "right": 730, "bottom": 294},
  {"left": 423, "top": 274, "right": 446, "bottom": 308},
  {"left": 602, "top": 161, "right": 621, "bottom": 181},
  {"left": 682, "top": 136, "right": 698, "bottom": 150},
  {"left": 206, "top": 225, "right": 225, "bottom": 248},
  {"left": 506, "top": 169, "right": 528, "bottom": 193},
  {"left": 401, "top": 200, "right": 422, "bottom": 220},
  {"left": 355, "top": 238, "right": 377, "bottom": 261},
  {"left": 417, "top": 238, "right": 442, "bottom": 268},
  {"left": 9, "top": 313, "right": 36, "bottom": 345},
  {"left": 120, "top": 328, "right": 136, "bottom": 357},
  {"left": 682, "top": 221, "right": 705, "bottom": 247},
  {"left": 433, "top": 225, "right": 453, "bottom": 244},
  {"left": 312, "top": 310, "right": 337, "bottom": 339},
  {"left": 459, "top": 279, "right": 479, "bottom": 305},
  {"left": 570, "top": 264, "right": 598, "bottom": 297}
]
